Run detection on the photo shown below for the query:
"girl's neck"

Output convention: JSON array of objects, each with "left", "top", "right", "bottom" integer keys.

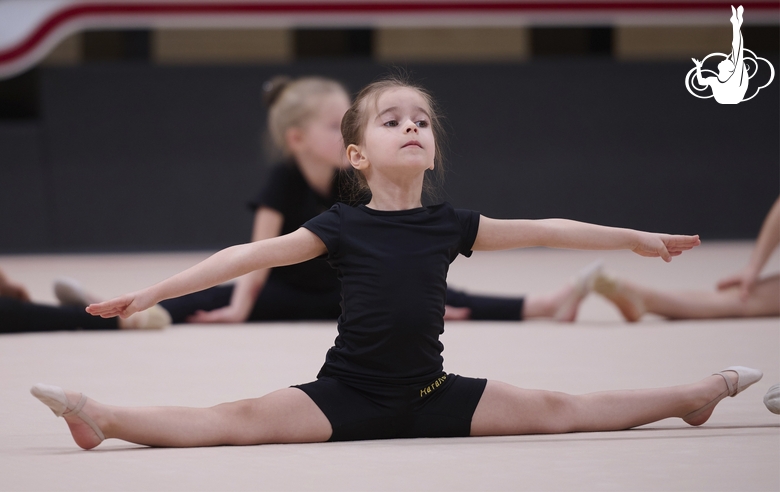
[
  {"left": 365, "top": 173, "right": 424, "bottom": 211},
  {"left": 295, "top": 155, "right": 335, "bottom": 197}
]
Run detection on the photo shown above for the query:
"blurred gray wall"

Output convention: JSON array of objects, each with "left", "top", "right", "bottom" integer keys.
[{"left": 1, "top": 59, "right": 777, "bottom": 253}]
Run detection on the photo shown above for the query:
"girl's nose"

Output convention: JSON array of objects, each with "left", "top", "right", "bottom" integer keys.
[{"left": 405, "top": 122, "right": 417, "bottom": 133}]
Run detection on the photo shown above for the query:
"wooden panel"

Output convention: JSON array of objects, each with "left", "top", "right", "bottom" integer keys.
[
  {"left": 615, "top": 26, "right": 732, "bottom": 60},
  {"left": 153, "top": 29, "right": 292, "bottom": 64},
  {"left": 375, "top": 28, "right": 529, "bottom": 62}
]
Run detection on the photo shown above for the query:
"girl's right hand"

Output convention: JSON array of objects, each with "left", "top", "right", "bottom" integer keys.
[
  {"left": 86, "top": 291, "right": 154, "bottom": 318},
  {"left": 716, "top": 267, "right": 759, "bottom": 301}
]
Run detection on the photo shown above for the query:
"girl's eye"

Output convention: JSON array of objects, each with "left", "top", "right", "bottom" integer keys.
[
  {"left": 416, "top": 120, "right": 429, "bottom": 128},
  {"left": 384, "top": 120, "right": 398, "bottom": 127}
]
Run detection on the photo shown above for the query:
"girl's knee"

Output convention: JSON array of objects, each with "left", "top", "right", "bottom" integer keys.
[
  {"left": 212, "top": 400, "right": 264, "bottom": 444},
  {"left": 538, "top": 391, "right": 579, "bottom": 434}
]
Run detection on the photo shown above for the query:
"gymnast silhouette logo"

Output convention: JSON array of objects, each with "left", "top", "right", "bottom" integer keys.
[{"left": 685, "top": 5, "right": 775, "bottom": 104}]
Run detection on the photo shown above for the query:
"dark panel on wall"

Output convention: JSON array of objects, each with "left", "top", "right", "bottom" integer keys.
[
  {"left": 38, "top": 65, "right": 267, "bottom": 251},
  {"left": 0, "top": 59, "right": 777, "bottom": 253},
  {"left": 294, "top": 29, "right": 374, "bottom": 58},
  {"left": 531, "top": 27, "right": 613, "bottom": 56},
  {"left": 0, "top": 69, "right": 40, "bottom": 120},
  {"left": 0, "top": 123, "right": 52, "bottom": 251}
]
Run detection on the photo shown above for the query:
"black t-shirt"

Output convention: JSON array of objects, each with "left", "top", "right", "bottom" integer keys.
[
  {"left": 303, "top": 202, "right": 480, "bottom": 385},
  {"left": 248, "top": 163, "right": 347, "bottom": 293}
]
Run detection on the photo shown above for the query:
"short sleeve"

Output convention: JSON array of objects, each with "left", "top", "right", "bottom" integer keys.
[
  {"left": 455, "top": 209, "right": 480, "bottom": 258},
  {"left": 247, "top": 164, "right": 293, "bottom": 213},
  {"left": 302, "top": 204, "right": 341, "bottom": 258}
]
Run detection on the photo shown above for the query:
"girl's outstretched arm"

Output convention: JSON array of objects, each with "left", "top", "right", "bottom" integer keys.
[
  {"left": 472, "top": 217, "right": 700, "bottom": 261},
  {"left": 86, "top": 228, "right": 326, "bottom": 319}
]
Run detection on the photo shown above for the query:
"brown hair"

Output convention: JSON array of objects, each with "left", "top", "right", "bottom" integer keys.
[
  {"left": 340, "top": 74, "right": 446, "bottom": 202},
  {"left": 262, "top": 75, "right": 348, "bottom": 158}
]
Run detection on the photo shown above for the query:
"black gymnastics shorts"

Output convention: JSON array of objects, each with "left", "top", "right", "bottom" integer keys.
[{"left": 293, "top": 373, "right": 487, "bottom": 442}]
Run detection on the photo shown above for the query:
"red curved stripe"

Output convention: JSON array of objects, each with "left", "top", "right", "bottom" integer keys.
[{"left": 1, "top": 1, "right": 778, "bottom": 64}]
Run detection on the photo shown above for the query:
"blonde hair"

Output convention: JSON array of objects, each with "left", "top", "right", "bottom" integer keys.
[
  {"left": 340, "top": 74, "right": 446, "bottom": 201},
  {"left": 263, "top": 75, "right": 348, "bottom": 157}
]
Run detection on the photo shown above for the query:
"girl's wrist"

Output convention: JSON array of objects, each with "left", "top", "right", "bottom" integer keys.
[
  {"left": 140, "top": 286, "right": 162, "bottom": 309},
  {"left": 626, "top": 229, "right": 644, "bottom": 250}
]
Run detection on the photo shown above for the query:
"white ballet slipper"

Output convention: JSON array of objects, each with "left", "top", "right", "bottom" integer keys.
[
  {"left": 592, "top": 273, "right": 645, "bottom": 322},
  {"left": 30, "top": 384, "right": 105, "bottom": 441},
  {"left": 684, "top": 366, "right": 763, "bottom": 425},
  {"left": 553, "top": 260, "right": 603, "bottom": 322},
  {"left": 764, "top": 383, "right": 780, "bottom": 415},
  {"left": 718, "top": 366, "right": 763, "bottom": 397},
  {"left": 120, "top": 305, "right": 171, "bottom": 330},
  {"left": 54, "top": 277, "right": 100, "bottom": 308}
]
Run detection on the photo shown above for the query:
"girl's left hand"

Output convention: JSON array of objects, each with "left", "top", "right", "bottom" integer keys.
[
  {"left": 86, "top": 290, "right": 155, "bottom": 318},
  {"left": 632, "top": 232, "right": 701, "bottom": 262}
]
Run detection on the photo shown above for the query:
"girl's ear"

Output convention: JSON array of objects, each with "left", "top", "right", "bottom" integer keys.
[
  {"left": 285, "top": 127, "right": 304, "bottom": 154},
  {"left": 347, "top": 144, "right": 368, "bottom": 170}
]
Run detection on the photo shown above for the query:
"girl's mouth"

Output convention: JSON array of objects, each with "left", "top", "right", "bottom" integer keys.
[{"left": 402, "top": 140, "right": 422, "bottom": 148}]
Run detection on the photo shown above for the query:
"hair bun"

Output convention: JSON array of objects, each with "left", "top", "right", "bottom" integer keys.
[{"left": 262, "top": 75, "right": 292, "bottom": 108}]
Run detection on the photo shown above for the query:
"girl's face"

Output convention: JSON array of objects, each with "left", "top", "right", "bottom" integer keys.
[
  {"left": 296, "top": 92, "right": 351, "bottom": 169},
  {"left": 356, "top": 87, "right": 435, "bottom": 178}
]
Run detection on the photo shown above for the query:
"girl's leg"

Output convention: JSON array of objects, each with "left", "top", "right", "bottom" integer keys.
[
  {"left": 522, "top": 285, "right": 578, "bottom": 321},
  {"left": 53, "top": 387, "right": 331, "bottom": 449},
  {"left": 524, "top": 260, "right": 604, "bottom": 322},
  {"left": 445, "top": 261, "right": 602, "bottom": 322},
  {"left": 444, "top": 288, "right": 523, "bottom": 321},
  {"left": 443, "top": 286, "right": 586, "bottom": 322},
  {"left": 596, "top": 274, "right": 780, "bottom": 321},
  {"left": 0, "top": 298, "right": 119, "bottom": 334},
  {"left": 471, "top": 371, "right": 739, "bottom": 436}
]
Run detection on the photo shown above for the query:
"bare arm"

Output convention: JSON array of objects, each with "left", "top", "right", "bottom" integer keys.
[
  {"left": 87, "top": 228, "right": 326, "bottom": 318},
  {"left": 718, "top": 196, "right": 780, "bottom": 298},
  {"left": 187, "top": 207, "right": 284, "bottom": 323},
  {"left": 473, "top": 216, "right": 700, "bottom": 261}
]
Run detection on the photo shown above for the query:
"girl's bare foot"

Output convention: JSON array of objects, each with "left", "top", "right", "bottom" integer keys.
[
  {"left": 552, "top": 260, "right": 603, "bottom": 322},
  {"left": 30, "top": 384, "right": 106, "bottom": 450},
  {"left": 593, "top": 274, "right": 645, "bottom": 322},
  {"left": 549, "top": 283, "right": 580, "bottom": 322}
]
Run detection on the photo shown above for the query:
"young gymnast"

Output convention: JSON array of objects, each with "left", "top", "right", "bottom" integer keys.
[
  {"left": 594, "top": 196, "right": 779, "bottom": 321},
  {"left": 32, "top": 76, "right": 761, "bottom": 449},
  {"left": 57, "top": 75, "right": 599, "bottom": 323}
]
